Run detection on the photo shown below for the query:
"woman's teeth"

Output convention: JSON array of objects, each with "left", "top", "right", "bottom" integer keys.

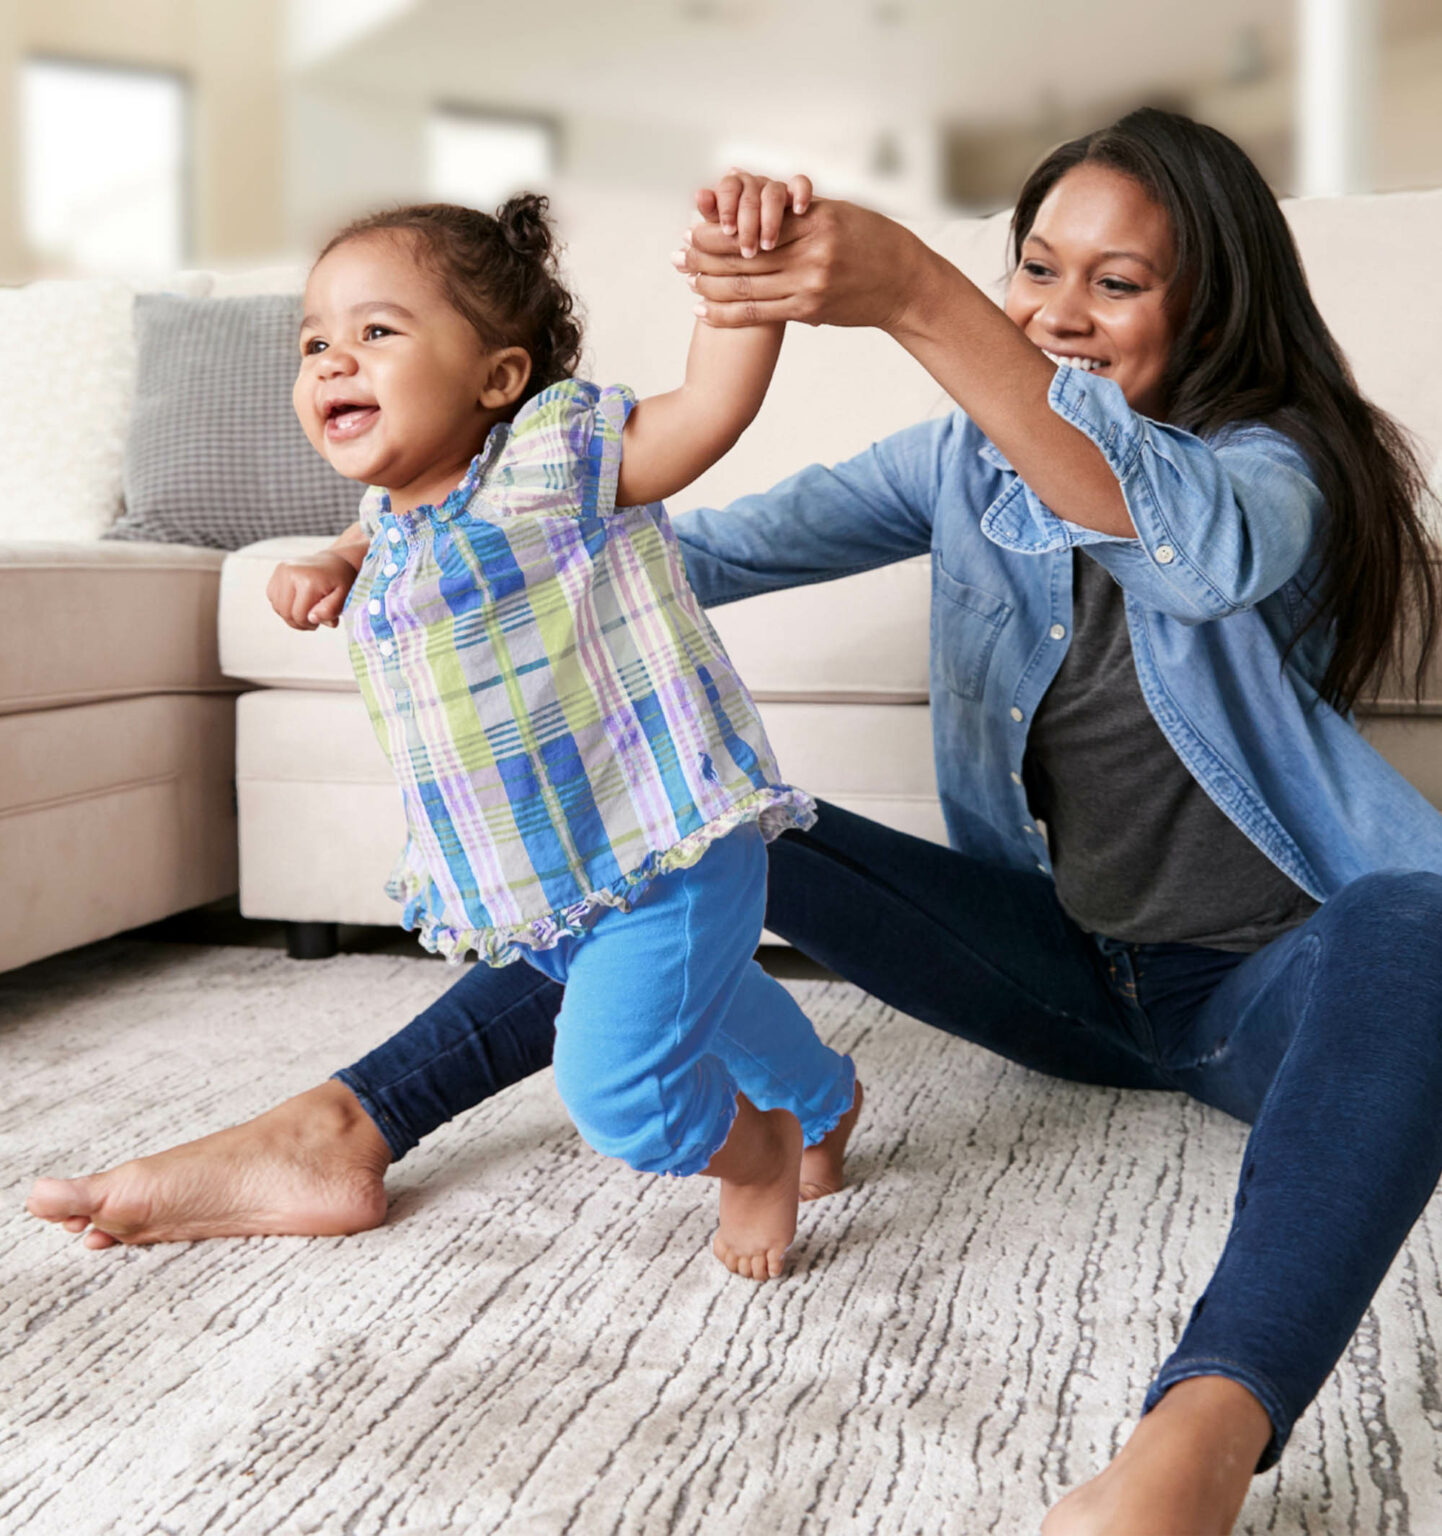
[{"left": 1042, "top": 350, "right": 1106, "bottom": 371}]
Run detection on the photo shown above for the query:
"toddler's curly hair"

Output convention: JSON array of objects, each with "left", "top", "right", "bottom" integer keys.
[{"left": 315, "top": 194, "right": 584, "bottom": 407}]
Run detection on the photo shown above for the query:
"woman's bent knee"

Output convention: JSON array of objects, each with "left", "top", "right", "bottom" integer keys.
[{"left": 1315, "top": 870, "right": 1442, "bottom": 980}]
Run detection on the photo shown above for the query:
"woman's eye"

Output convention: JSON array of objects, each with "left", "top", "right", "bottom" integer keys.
[
  {"left": 1022, "top": 262, "right": 1050, "bottom": 279},
  {"left": 1100, "top": 279, "right": 1138, "bottom": 294}
]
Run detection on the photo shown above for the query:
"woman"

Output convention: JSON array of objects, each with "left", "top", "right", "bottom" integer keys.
[{"left": 29, "top": 109, "right": 1442, "bottom": 1534}]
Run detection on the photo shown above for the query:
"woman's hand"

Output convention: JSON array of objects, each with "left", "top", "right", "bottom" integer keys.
[{"left": 678, "top": 169, "right": 933, "bottom": 335}]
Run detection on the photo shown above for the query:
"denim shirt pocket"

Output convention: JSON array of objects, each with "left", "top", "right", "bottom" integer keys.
[{"left": 932, "top": 557, "right": 1013, "bottom": 701}]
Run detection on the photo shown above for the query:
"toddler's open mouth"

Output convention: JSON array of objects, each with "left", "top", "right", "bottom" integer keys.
[{"left": 325, "top": 403, "right": 380, "bottom": 441}]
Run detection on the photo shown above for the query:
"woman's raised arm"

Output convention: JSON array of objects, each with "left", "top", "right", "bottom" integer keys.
[{"left": 680, "top": 172, "right": 1135, "bottom": 540}]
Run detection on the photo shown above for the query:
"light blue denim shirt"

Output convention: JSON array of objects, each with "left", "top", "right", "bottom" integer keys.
[{"left": 674, "top": 365, "right": 1442, "bottom": 900}]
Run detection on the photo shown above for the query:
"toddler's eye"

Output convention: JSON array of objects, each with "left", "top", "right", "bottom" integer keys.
[
  {"left": 363, "top": 324, "right": 393, "bottom": 340},
  {"left": 302, "top": 337, "right": 326, "bottom": 356}
]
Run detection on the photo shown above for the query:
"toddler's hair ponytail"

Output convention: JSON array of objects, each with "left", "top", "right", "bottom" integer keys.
[
  {"left": 496, "top": 192, "right": 556, "bottom": 262},
  {"left": 314, "top": 195, "right": 584, "bottom": 407}
]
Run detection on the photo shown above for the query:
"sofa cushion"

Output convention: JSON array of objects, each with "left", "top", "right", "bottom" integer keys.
[
  {"left": 0, "top": 279, "right": 139, "bottom": 542},
  {"left": 106, "top": 294, "right": 362, "bottom": 550},
  {"left": 219, "top": 537, "right": 933, "bottom": 701},
  {"left": 0, "top": 542, "right": 236, "bottom": 715}
]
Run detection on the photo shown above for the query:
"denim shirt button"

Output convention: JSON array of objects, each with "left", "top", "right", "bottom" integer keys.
[
  {"left": 1154, "top": 543, "right": 1176, "bottom": 564},
  {"left": 1010, "top": 706, "right": 1025, "bottom": 723},
  {"left": 1050, "top": 623, "right": 1066, "bottom": 640},
  {"left": 1011, "top": 771, "right": 1023, "bottom": 786}
]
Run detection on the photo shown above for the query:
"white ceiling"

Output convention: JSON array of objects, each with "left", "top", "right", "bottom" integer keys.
[{"left": 294, "top": 0, "right": 1306, "bottom": 136}]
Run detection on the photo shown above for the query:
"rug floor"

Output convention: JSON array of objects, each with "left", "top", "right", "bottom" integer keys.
[{"left": 3, "top": 941, "right": 1440, "bottom": 1535}]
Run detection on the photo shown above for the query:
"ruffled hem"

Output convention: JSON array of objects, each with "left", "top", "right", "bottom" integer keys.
[{"left": 388, "top": 785, "right": 817, "bottom": 966}]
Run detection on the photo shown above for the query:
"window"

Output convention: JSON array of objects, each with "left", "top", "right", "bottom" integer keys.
[
  {"left": 21, "top": 58, "right": 188, "bottom": 279},
  {"left": 427, "top": 109, "right": 556, "bottom": 213}
]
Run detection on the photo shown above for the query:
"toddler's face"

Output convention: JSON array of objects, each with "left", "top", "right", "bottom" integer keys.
[{"left": 295, "top": 234, "right": 501, "bottom": 514}]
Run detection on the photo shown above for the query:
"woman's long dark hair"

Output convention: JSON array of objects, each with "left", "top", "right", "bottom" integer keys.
[{"left": 1007, "top": 107, "right": 1439, "bottom": 712}]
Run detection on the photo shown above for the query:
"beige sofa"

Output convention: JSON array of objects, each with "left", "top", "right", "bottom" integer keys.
[
  {"left": 4, "top": 185, "right": 1440, "bottom": 972},
  {"left": 217, "top": 186, "right": 1442, "bottom": 958}
]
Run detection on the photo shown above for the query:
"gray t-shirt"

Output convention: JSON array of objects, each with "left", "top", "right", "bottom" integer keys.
[{"left": 1022, "top": 552, "right": 1319, "bottom": 951}]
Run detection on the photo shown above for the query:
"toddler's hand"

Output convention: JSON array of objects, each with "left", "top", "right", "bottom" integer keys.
[
  {"left": 267, "top": 552, "right": 357, "bottom": 630},
  {"left": 695, "top": 169, "right": 812, "bottom": 258}
]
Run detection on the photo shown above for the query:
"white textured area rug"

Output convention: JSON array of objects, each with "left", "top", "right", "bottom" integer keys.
[{"left": 3, "top": 942, "right": 1441, "bottom": 1535}]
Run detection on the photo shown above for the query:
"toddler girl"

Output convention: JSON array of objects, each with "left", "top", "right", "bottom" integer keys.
[{"left": 267, "top": 195, "right": 858, "bottom": 1280}]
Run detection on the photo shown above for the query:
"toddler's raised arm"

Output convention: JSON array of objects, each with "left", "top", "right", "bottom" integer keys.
[{"left": 615, "top": 309, "right": 783, "bottom": 509}]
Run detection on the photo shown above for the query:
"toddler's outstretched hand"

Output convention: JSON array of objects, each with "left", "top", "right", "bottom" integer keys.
[
  {"left": 267, "top": 552, "right": 358, "bottom": 630},
  {"left": 695, "top": 169, "right": 812, "bottom": 258}
]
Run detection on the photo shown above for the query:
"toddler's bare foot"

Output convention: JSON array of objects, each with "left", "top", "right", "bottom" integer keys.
[
  {"left": 706, "top": 1096, "right": 803, "bottom": 1281},
  {"left": 800, "top": 1078, "right": 864, "bottom": 1201},
  {"left": 1040, "top": 1376, "right": 1271, "bottom": 1536},
  {"left": 25, "top": 1080, "right": 392, "bottom": 1249}
]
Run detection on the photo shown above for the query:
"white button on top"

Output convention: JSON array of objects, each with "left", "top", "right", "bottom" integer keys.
[
  {"left": 1154, "top": 544, "right": 1176, "bottom": 565},
  {"left": 379, "top": 640, "right": 393, "bottom": 656},
  {"left": 383, "top": 562, "right": 398, "bottom": 576},
  {"left": 368, "top": 599, "right": 381, "bottom": 615},
  {"left": 1010, "top": 771, "right": 1023, "bottom": 786},
  {"left": 1010, "top": 706, "right": 1024, "bottom": 723},
  {"left": 1049, "top": 623, "right": 1066, "bottom": 640},
  {"left": 387, "top": 527, "right": 402, "bottom": 543},
  {"left": 1036, "top": 862, "right": 1047, "bottom": 873}
]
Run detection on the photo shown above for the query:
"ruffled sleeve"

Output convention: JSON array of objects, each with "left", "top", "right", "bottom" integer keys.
[
  {"left": 357, "top": 483, "right": 388, "bottom": 538},
  {"left": 489, "top": 378, "right": 637, "bottom": 518}
]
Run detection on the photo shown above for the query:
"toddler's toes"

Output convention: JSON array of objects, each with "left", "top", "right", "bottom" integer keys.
[
  {"left": 62, "top": 1216, "right": 89, "bottom": 1234},
  {"left": 83, "top": 1230, "right": 118, "bottom": 1250}
]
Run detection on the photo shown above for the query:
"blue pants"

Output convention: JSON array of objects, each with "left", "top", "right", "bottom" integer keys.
[
  {"left": 336, "top": 800, "right": 1442, "bottom": 1472},
  {"left": 518, "top": 821, "right": 855, "bottom": 1176}
]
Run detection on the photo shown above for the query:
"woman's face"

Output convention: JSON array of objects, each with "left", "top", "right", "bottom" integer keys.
[{"left": 1005, "top": 163, "right": 1185, "bottom": 420}]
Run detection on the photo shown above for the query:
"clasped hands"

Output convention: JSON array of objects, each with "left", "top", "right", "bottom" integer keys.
[{"left": 674, "top": 168, "right": 922, "bottom": 333}]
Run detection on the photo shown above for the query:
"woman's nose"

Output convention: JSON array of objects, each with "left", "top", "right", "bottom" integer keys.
[{"left": 1039, "top": 280, "right": 1093, "bottom": 334}]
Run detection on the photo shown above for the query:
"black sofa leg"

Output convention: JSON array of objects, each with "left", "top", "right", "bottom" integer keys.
[{"left": 286, "top": 921, "right": 339, "bottom": 960}]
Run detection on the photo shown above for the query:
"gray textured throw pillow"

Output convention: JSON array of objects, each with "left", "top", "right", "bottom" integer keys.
[{"left": 107, "top": 293, "right": 361, "bottom": 549}]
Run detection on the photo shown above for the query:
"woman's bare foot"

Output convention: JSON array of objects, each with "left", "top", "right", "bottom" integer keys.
[
  {"left": 25, "top": 1080, "right": 392, "bottom": 1249},
  {"left": 706, "top": 1096, "right": 804, "bottom": 1280},
  {"left": 1040, "top": 1376, "right": 1273, "bottom": 1535},
  {"left": 799, "top": 1078, "right": 864, "bottom": 1202}
]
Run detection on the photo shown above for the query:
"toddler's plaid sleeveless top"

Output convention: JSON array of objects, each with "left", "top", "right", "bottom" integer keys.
[{"left": 345, "top": 378, "right": 814, "bottom": 964}]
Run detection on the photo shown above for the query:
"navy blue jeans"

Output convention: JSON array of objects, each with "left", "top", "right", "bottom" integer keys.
[{"left": 335, "top": 801, "right": 1442, "bottom": 1472}]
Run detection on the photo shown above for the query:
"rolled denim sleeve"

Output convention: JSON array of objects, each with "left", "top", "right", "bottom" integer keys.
[
  {"left": 979, "top": 367, "right": 1325, "bottom": 622},
  {"left": 674, "top": 415, "right": 944, "bottom": 608}
]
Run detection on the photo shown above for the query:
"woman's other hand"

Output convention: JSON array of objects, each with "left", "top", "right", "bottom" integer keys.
[{"left": 680, "top": 169, "right": 930, "bottom": 334}]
